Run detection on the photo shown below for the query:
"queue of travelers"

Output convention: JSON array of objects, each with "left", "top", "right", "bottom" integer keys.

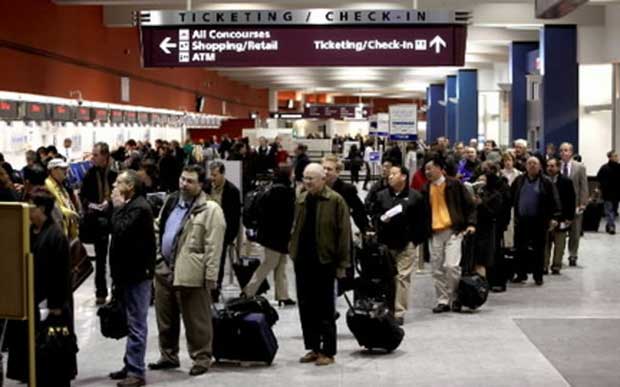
[{"left": 0, "top": 132, "right": 618, "bottom": 387}]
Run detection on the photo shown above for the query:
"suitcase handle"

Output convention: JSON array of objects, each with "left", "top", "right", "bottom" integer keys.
[{"left": 343, "top": 293, "right": 354, "bottom": 309}]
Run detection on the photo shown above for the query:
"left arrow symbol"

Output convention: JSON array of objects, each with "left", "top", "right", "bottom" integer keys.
[{"left": 159, "top": 37, "right": 177, "bottom": 54}]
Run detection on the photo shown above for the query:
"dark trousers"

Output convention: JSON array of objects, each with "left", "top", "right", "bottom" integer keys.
[
  {"left": 295, "top": 258, "right": 337, "bottom": 357},
  {"left": 94, "top": 234, "right": 110, "bottom": 298},
  {"left": 514, "top": 217, "right": 546, "bottom": 282},
  {"left": 351, "top": 167, "right": 360, "bottom": 183},
  {"left": 216, "top": 243, "right": 230, "bottom": 289}
]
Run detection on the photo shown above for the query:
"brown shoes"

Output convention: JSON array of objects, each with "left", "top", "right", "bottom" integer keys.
[
  {"left": 315, "top": 354, "right": 335, "bottom": 366},
  {"left": 299, "top": 351, "right": 319, "bottom": 363},
  {"left": 299, "top": 351, "right": 335, "bottom": 366}
]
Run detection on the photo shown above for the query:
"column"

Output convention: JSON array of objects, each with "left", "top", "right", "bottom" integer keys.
[
  {"left": 268, "top": 89, "right": 278, "bottom": 113},
  {"left": 612, "top": 64, "right": 620, "bottom": 152},
  {"left": 540, "top": 25, "right": 579, "bottom": 153},
  {"left": 456, "top": 69, "right": 478, "bottom": 143},
  {"left": 426, "top": 84, "right": 446, "bottom": 143},
  {"left": 509, "top": 41, "right": 539, "bottom": 143},
  {"left": 445, "top": 75, "right": 457, "bottom": 143}
]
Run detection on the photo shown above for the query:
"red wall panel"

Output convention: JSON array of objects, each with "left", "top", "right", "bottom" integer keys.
[{"left": 0, "top": 0, "right": 268, "bottom": 117}]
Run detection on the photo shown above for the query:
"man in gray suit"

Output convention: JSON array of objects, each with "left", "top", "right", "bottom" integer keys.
[{"left": 559, "top": 143, "right": 589, "bottom": 266}]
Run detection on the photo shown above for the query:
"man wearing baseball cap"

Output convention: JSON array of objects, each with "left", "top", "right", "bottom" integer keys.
[{"left": 45, "top": 158, "right": 80, "bottom": 239}]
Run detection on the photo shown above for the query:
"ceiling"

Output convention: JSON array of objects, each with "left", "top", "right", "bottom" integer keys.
[{"left": 53, "top": 0, "right": 620, "bottom": 97}]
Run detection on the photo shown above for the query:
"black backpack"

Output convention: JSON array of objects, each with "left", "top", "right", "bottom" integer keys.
[{"left": 242, "top": 184, "right": 270, "bottom": 230}]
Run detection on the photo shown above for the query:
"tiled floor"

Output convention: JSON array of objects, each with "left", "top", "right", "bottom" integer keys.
[{"left": 4, "top": 224, "right": 620, "bottom": 387}]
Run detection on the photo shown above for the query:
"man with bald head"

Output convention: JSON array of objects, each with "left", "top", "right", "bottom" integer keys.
[
  {"left": 289, "top": 163, "right": 351, "bottom": 366},
  {"left": 510, "top": 157, "right": 562, "bottom": 285}
]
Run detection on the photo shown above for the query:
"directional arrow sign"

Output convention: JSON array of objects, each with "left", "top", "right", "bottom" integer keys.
[
  {"left": 159, "top": 37, "right": 177, "bottom": 54},
  {"left": 429, "top": 35, "right": 447, "bottom": 54}
]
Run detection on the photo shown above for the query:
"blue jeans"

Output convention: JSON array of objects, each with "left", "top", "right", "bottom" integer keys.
[
  {"left": 122, "top": 280, "right": 152, "bottom": 378},
  {"left": 604, "top": 201, "right": 619, "bottom": 229}
]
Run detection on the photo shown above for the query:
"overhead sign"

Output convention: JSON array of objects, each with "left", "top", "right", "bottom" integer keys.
[
  {"left": 24, "top": 102, "right": 48, "bottom": 121},
  {"left": 110, "top": 110, "right": 124, "bottom": 124},
  {"left": 139, "top": 9, "right": 470, "bottom": 26},
  {"left": 91, "top": 108, "right": 109, "bottom": 122},
  {"left": 141, "top": 25, "right": 465, "bottom": 67},
  {"left": 51, "top": 105, "right": 73, "bottom": 121},
  {"left": 76, "top": 107, "right": 91, "bottom": 122},
  {"left": 376, "top": 113, "right": 390, "bottom": 137},
  {"left": 304, "top": 104, "right": 371, "bottom": 119},
  {"left": 0, "top": 100, "right": 19, "bottom": 120},
  {"left": 389, "top": 104, "right": 418, "bottom": 141}
]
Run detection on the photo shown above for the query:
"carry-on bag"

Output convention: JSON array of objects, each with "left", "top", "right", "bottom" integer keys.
[
  {"left": 344, "top": 294, "right": 404, "bottom": 353},
  {"left": 232, "top": 256, "right": 270, "bottom": 296},
  {"left": 582, "top": 200, "right": 603, "bottom": 232},
  {"left": 212, "top": 309, "right": 278, "bottom": 365},
  {"left": 97, "top": 296, "right": 128, "bottom": 339},
  {"left": 458, "top": 235, "right": 490, "bottom": 310},
  {"left": 225, "top": 295, "right": 279, "bottom": 327}
]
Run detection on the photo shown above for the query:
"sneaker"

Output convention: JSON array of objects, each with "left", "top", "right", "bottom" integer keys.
[
  {"left": 432, "top": 304, "right": 450, "bottom": 314},
  {"left": 299, "top": 351, "right": 320, "bottom": 363},
  {"left": 568, "top": 257, "right": 577, "bottom": 267},
  {"left": 315, "top": 354, "right": 335, "bottom": 366}
]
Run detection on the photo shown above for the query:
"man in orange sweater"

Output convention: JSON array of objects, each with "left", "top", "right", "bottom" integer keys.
[{"left": 421, "top": 156, "right": 477, "bottom": 313}]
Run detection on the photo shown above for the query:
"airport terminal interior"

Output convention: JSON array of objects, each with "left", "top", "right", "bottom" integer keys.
[{"left": 2, "top": 0, "right": 620, "bottom": 386}]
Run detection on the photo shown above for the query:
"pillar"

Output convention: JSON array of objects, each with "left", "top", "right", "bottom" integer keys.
[
  {"left": 540, "top": 25, "right": 579, "bottom": 153},
  {"left": 456, "top": 69, "right": 478, "bottom": 143},
  {"left": 509, "top": 41, "right": 539, "bottom": 143},
  {"left": 426, "top": 84, "right": 446, "bottom": 143},
  {"left": 445, "top": 75, "right": 457, "bottom": 143}
]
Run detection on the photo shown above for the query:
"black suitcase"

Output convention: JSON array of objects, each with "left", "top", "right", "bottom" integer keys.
[
  {"left": 233, "top": 256, "right": 270, "bottom": 295},
  {"left": 225, "top": 295, "right": 279, "bottom": 327},
  {"left": 353, "top": 234, "right": 396, "bottom": 303},
  {"left": 344, "top": 294, "right": 404, "bottom": 353},
  {"left": 212, "top": 310, "right": 278, "bottom": 365},
  {"left": 458, "top": 235, "right": 490, "bottom": 310},
  {"left": 583, "top": 201, "right": 603, "bottom": 232}
]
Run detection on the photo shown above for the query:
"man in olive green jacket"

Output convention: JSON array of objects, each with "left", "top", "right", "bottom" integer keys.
[
  {"left": 150, "top": 165, "right": 226, "bottom": 377},
  {"left": 291, "top": 163, "right": 351, "bottom": 367}
]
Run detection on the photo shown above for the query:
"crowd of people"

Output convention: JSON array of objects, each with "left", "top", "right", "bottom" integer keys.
[{"left": 0, "top": 132, "right": 618, "bottom": 387}]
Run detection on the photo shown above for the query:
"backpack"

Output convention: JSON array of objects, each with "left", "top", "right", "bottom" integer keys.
[{"left": 242, "top": 184, "right": 271, "bottom": 230}]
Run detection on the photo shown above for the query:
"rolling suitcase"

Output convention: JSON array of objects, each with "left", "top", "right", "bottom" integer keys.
[
  {"left": 232, "top": 256, "right": 270, "bottom": 296},
  {"left": 458, "top": 235, "right": 490, "bottom": 310},
  {"left": 582, "top": 201, "right": 603, "bottom": 232},
  {"left": 344, "top": 294, "right": 404, "bottom": 353},
  {"left": 212, "top": 309, "right": 278, "bottom": 365}
]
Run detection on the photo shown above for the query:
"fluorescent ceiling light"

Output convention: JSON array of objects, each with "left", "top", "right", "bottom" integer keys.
[
  {"left": 394, "top": 81, "right": 427, "bottom": 91},
  {"left": 340, "top": 82, "right": 377, "bottom": 89}
]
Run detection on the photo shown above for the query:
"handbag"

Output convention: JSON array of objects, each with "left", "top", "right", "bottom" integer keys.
[
  {"left": 37, "top": 314, "right": 79, "bottom": 382},
  {"left": 97, "top": 296, "right": 128, "bottom": 339}
]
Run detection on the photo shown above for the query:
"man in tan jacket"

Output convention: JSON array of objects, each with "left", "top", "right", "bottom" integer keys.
[{"left": 150, "top": 165, "right": 226, "bottom": 376}]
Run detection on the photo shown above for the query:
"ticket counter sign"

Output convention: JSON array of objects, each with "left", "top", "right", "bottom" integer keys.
[
  {"left": 139, "top": 9, "right": 468, "bottom": 67},
  {"left": 389, "top": 104, "right": 418, "bottom": 141}
]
